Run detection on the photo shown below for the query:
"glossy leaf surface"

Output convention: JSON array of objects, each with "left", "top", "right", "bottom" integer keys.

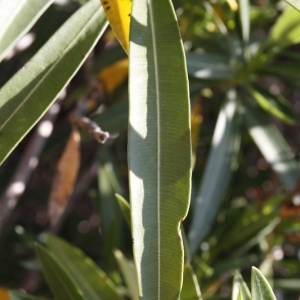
[
  {"left": 0, "top": 0, "right": 108, "bottom": 165},
  {"left": 129, "top": 0, "right": 191, "bottom": 298}
]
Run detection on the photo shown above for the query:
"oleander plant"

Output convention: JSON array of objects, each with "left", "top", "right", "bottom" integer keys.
[{"left": 1, "top": 0, "right": 300, "bottom": 299}]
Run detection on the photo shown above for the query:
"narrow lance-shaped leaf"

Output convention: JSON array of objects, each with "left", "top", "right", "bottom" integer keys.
[
  {"left": 114, "top": 249, "right": 139, "bottom": 300},
  {"left": 188, "top": 90, "right": 241, "bottom": 257},
  {"left": 243, "top": 104, "right": 299, "bottom": 191},
  {"left": 246, "top": 84, "right": 297, "bottom": 124},
  {"left": 129, "top": 0, "right": 191, "bottom": 298},
  {"left": 237, "top": 0, "right": 250, "bottom": 59},
  {"left": 266, "top": 6, "right": 300, "bottom": 51},
  {"left": 100, "top": 0, "right": 132, "bottom": 53},
  {"left": 45, "top": 234, "right": 122, "bottom": 300},
  {"left": 251, "top": 267, "right": 276, "bottom": 300},
  {"left": 181, "top": 264, "right": 202, "bottom": 300},
  {"left": 35, "top": 244, "right": 83, "bottom": 300},
  {"left": 186, "top": 52, "right": 236, "bottom": 80},
  {"left": 0, "top": 0, "right": 53, "bottom": 62},
  {"left": 232, "top": 271, "right": 251, "bottom": 300},
  {"left": 115, "top": 193, "right": 131, "bottom": 229},
  {"left": 0, "top": 0, "right": 108, "bottom": 166}
]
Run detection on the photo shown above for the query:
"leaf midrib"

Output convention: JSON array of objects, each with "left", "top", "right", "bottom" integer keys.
[
  {"left": 149, "top": 0, "right": 161, "bottom": 297},
  {"left": 0, "top": 5, "right": 103, "bottom": 133}
]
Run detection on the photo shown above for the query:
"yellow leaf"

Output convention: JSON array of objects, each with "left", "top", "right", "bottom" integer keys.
[
  {"left": 100, "top": 0, "right": 132, "bottom": 53},
  {"left": 0, "top": 287, "right": 9, "bottom": 300},
  {"left": 48, "top": 128, "right": 81, "bottom": 226},
  {"left": 98, "top": 58, "right": 128, "bottom": 93}
]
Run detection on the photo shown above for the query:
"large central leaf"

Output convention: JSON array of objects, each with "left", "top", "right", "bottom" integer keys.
[{"left": 128, "top": 0, "right": 191, "bottom": 299}]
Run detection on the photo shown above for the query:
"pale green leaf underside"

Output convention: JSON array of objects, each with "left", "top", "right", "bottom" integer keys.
[
  {"left": 46, "top": 234, "right": 122, "bottom": 300},
  {"left": 284, "top": 0, "right": 300, "bottom": 12},
  {"left": 129, "top": 0, "right": 191, "bottom": 298},
  {"left": 0, "top": 0, "right": 53, "bottom": 62},
  {"left": 188, "top": 91, "right": 241, "bottom": 256},
  {"left": 0, "top": 0, "right": 108, "bottom": 165},
  {"left": 232, "top": 271, "right": 251, "bottom": 300},
  {"left": 251, "top": 267, "right": 276, "bottom": 300}
]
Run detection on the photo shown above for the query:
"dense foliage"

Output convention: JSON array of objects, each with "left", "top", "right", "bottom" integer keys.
[{"left": 1, "top": 0, "right": 300, "bottom": 299}]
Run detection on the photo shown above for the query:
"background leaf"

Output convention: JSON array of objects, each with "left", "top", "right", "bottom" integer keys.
[
  {"left": 246, "top": 84, "right": 297, "bottom": 124},
  {"left": 0, "top": 0, "right": 108, "bottom": 165},
  {"left": 0, "top": 0, "right": 53, "bottom": 62},
  {"left": 45, "top": 234, "right": 122, "bottom": 300},
  {"left": 114, "top": 249, "right": 139, "bottom": 300},
  {"left": 181, "top": 264, "right": 202, "bottom": 300},
  {"left": 232, "top": 271, "right": 251, "bottom": 300},
  {"left": 188, "top": 90, "right": 241, "bottom": 256},
  {"left": 35, "top": 244, "right": 83, "bottom": 300},
  {"left": 243, "top": 104, "right": 299, "bottom": 190}
]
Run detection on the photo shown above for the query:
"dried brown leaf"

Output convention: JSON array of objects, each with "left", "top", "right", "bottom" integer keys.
[{"left": 48, "top": 128, "right": 81, "bottom": 226}]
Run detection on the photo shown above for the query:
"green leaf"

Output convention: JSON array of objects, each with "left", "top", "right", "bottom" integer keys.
[
  {"left": 129, "top": 0, "right": 191, "bottom": 298},
  {"left": 238, "top": 0, "right": 250, "bottom": 60},
  {"left": 188, "top": 90, "right": 241, "bottom": 256},
  {"left": 246, "top": 84, "right": 297, "bottom": 124},
  {"left": 45, "top": 234, "right": 122, "bottom": 300},
  {"left": 260, "top": 62, "right": 300, "bottom": 83},
  {"left": 0, "top": 0, "right": 108, "bottom": 165},
  {"left": 9, "top": 291, "right": 44, "bottom": 300},
  {"left": 115, "top": 193, "right": 131, "bottom": 229},
  {"left": 232, "top": 271, "right": 251, "bottom": 300},
  {"left": 266, "top": 6, "right": 300, "bottom": 50},
  {"left": 243, "top": 104, "right": 299, "bottom": 190},
  {"left": 283, "top": 0, "right": 300, "bottom": 13},
  {"left": 251, "top": 267, "right": 276, "bottom": 300},
  {"left": 186, "top": 52, "right": 236, "bottom": 80},
  {"left": 180, "top": 264, "right": 202, "bottom": 300},
  {"left": 0, "top": 0, "right": 53, "bottom": 62},
  {"left": 35, "top": 244, "right": 83, "bottom": 300},
  {"left": 114, "top": 250, "right": 139, "bottom": 300}
]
